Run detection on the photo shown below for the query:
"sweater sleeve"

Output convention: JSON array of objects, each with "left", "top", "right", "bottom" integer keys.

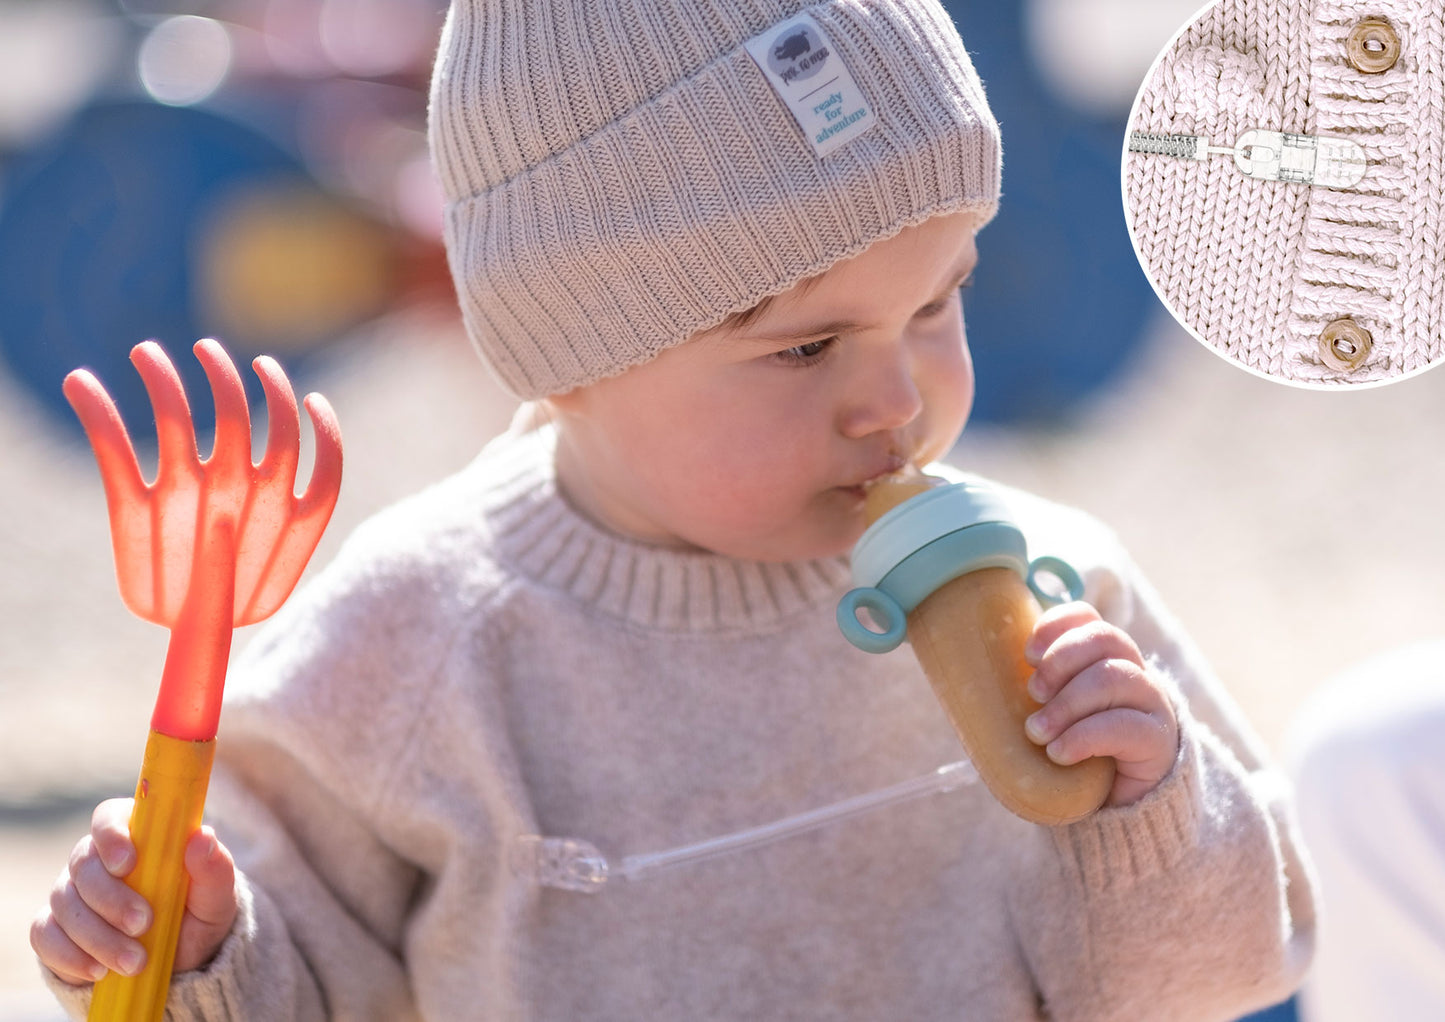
[{"left": 1009, "top": 530, "right": 1318, "bottom": 1022}]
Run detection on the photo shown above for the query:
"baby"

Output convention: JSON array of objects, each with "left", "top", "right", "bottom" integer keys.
[{"left": 34, "top": 1, "right": 1315, "bottom": 1018}]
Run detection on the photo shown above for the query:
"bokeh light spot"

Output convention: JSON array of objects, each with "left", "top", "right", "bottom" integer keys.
[{"left": 138, "top": 16, "right": 233, "bottom": 107}]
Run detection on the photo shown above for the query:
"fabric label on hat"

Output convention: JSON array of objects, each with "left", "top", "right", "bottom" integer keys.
[{"left": 743, "top": 13, "right": 876, "bottom": 157}]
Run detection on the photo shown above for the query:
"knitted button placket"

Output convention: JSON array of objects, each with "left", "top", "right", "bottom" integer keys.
[
  {"left": 1345, "top": 18, "right": 1401, "bottom": 74},
  {"left": 1318, "top": 318, "right": 1373, "bottom": 372},
  {"left": 1122, "top": 0, "right": 1445, "bottom": 385}
]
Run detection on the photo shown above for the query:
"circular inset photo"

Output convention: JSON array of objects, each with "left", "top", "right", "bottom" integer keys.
[{"left": 1122, "top": 0, "right": 1442, "bottom": 387}]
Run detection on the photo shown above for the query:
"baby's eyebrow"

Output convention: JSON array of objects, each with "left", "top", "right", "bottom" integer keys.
[
  {"left": 740, "top": 255, "right": 978, "bottom": 343},
  {"left": 939, "top": 263, "right": 976, "bottom": 294},
  {"left": 757, "top": 317, "right": 867, "bottom": 343}
]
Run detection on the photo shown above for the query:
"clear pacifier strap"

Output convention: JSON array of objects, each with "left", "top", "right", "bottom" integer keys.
[{"left": 514, "top": 759, "right": 979, "bottom": 893}]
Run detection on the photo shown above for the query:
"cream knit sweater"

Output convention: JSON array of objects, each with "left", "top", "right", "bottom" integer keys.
[
  {"left": 1124, "top": 0, "right": 1445, "bottom": 385},
  {"left": 48, "top": 428, "right": 1315, "bottom": 1020}
]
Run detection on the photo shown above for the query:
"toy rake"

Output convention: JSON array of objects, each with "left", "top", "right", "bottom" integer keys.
[{"left": 63, "top": 339, "right": 342, "bottom": 1022}]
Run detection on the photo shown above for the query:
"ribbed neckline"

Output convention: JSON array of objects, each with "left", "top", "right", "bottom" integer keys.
[{"left": 479, "top": 428, "right": 852, "bottom": 633}]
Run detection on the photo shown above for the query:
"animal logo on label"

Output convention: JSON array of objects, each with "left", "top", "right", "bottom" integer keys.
[{"left": 766, "top": 22, "right": 829, "bottom": 84}]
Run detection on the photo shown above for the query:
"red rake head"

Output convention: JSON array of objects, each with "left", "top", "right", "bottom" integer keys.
[
  {"left": 64, "top": 339, "right": 342, "bottom": 739},
  {"left": 63, "top": 339, "right": 343, "bottom": 631}
]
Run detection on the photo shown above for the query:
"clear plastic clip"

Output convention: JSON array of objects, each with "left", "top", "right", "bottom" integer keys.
[
  {"left": 1232, "top": 130, "right": 1367, "bottom": 188},
  {"left": 1129, "top": 129, "right": 1368, "bottom": 189},
  {"left": 512, "top": 835, "right": 611, "bottom": 893}
]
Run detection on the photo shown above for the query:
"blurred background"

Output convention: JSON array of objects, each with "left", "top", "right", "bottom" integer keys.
[{"left": 2, "top": 0, "right": 1440, "bottom": 1017}]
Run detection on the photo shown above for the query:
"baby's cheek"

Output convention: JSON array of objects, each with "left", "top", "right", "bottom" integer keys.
[
  {"left": 699, "top": 479, "right": 797, "bottom": 533},
  {"left": 651, "top": 423, "right": 839, "bottom": 547},
  {"left": 932, "top": 370, "right": 974, "bottom": 446},
  {"left": 708, "top": 482, "right": 842, "bottom": 556}
]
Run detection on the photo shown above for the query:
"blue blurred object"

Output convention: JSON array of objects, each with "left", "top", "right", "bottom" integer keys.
[
  {"left": 0, "top": 100, "right": 308, "bottom": 435},
  {"left": 941, "top": 1, "right": 1155, "bottom": 425},
  {"left": 1238, "top": 997, "right": 1300, "bottom": 1022}
]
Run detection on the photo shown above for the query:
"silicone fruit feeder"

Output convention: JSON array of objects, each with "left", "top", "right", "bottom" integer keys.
[
  {"left": 63, "top": 339, "right": 342, "bottom": 1022},
  {"left": 837, "top": 478, "right": 1115, "bottom": 826}
]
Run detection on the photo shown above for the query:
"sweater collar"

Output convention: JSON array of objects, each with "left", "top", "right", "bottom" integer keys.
[{"left": 482, "top": 427, "right": 852, "bottom": 633}]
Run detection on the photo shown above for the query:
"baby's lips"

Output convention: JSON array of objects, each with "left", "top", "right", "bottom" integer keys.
[{"left": 861, "top": 464, "right": 946, "bottom": 525}]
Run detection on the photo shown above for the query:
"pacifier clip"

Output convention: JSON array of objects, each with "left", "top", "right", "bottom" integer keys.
[{"left": 1129, "top": 129, "right": 1368, "bottom": 189}]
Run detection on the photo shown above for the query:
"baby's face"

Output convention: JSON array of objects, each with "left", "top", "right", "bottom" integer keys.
[{"left": 550, "top": 210, "right": 980, "bottom": 562}]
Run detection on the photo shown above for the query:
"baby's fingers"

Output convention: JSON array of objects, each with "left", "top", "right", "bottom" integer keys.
[
  {"left": 175, "top": 827, "right": 239, "bottom": 973},
  {"left": 90, "top": 798, "right": 136, "bottom": 877},
  {"left": 30, "top": 901, "right": 107, "bottom": 986},
  {"left": 34, "top": 840, "right": 150, "bottom": 985},
  {"left": 32, "top": 799, "right": 152, "bottom": 984},
  {"left": 1037, "top": 705, "right": 1156, "bottom": 765},
  {"left": 70, "top": 830, "right": 151, "bottom": 941},
  {"left": 1025, "top": 657, "right": 1158, "bottom": 746},
  {"left": 79, "top": 799, "right": 151, "bottom": 939},
  {"left": 1025, "top": 601, "right": 1101, "bottom": 664},
  {"left": 1045, "top": 707, "right": 1178, "bottom": 807},
  {"left": 1026, "top": 613, "right": 1144, "bottom": 704}
]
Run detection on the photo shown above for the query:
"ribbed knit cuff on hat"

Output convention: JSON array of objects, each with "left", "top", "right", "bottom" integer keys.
[
  {"left": 1124, "top": 0, "right": 1445, "bottom": 385},
  {"left": 429, "top": 0, "right": 1001, "bottom": 399}
]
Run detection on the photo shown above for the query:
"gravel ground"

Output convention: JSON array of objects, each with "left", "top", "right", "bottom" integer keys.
[{"left": 5, "top": 304, "right": 1444, "bottom": 1010}]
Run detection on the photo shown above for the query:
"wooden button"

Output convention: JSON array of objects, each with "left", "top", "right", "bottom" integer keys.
[
  {"left": 1318, "top": 318, "right": 1373, "bottom": 371},
  {"left": 1346, "top": 18, "right": 1400, "bottom": 74}
]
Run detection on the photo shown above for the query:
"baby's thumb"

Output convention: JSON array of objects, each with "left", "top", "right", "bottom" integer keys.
[{"left": 174, "top": 827, "right": 238, "bottom": 972}]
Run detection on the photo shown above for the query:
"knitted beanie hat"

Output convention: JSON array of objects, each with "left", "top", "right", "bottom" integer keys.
[
  {"left": 1124, "top": 0, "right": 1445, "bottom": 386},
  {"left": 429, "top": 0, "right": 1001, "bottom": 398}
]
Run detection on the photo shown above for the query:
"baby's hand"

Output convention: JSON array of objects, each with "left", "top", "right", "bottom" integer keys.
[
  {"left": 1022, "top": 602, "right": 1179, "bottom": 808},
  {"left": 31, "top": 798, "right": 238, "bottom": 986}
]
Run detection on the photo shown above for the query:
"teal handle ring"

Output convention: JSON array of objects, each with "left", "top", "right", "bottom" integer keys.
[
  {"left": 836, "top": 587, "right": 907, "bottom": 654},
  {"left": 838, "top": 554, "right": 1086, "bottom": 655},
  {"left": 1026, "top": 555, "right": 1085, "bottom": 607}
]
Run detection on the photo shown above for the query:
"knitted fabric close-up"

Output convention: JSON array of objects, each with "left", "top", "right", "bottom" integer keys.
[{"left": 1123, "top": 0, "right": 1445, "bottom": 387}]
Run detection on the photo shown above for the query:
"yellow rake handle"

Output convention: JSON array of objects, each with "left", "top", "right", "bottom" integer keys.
[{"left": 89, "top": 732, "right": 216, "bottom": 1022}]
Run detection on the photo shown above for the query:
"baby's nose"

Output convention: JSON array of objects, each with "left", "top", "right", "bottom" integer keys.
[{"left": 838, "top": 359, "right": 924, "bottom": 438}]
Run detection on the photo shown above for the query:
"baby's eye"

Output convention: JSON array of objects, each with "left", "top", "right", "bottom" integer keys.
[
  {"left": 916, "top": 277, "right": 972, "bottom": 318},
  {"left": 773, "top": 337, "right": 836, "bottom": 366}
]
